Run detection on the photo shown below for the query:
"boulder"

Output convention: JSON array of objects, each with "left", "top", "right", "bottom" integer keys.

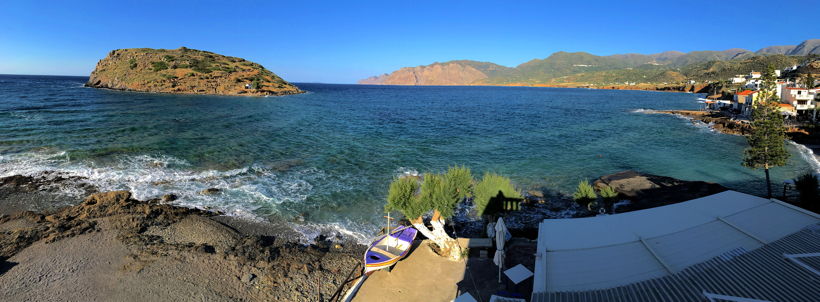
[{"left": 594, "top": 170, "right": 727, "bottom": 212}]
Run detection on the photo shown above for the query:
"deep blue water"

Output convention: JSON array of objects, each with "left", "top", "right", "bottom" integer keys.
[{"left": 1, "top": 75, "right": 817, "bottom": 240}]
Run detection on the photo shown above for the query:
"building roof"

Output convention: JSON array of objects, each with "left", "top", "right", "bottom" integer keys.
[
  {"left": 532, "top": 191, "right": 820, "bottom": 300},
  {"left": 532, "top": 224, "right": 820, "bottom": 302},
  {"left": 736, "top": 90, "right": 756, "bottom": 95},
  {"left": 779, "top": 103, "right": 796, "bottom": 111}
]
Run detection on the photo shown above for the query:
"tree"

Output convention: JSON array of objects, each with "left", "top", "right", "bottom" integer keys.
[
  {"left": 572, "top": 180, "right": 597, "bottom": 209},
  {"left": 385, "top": 166, "right": 472, "bottom": 260},
  {"left": 473, "top": 172, "right": 520, "bottom": 217},
  {"left": 804, "top": 73, "right": 816, "bottom": 89},
  {"left": 743, "top": 65, "right": 789, "bottom": 198},
  {"left": 793, "top": 172, "right": 818, "bottom": 209}
]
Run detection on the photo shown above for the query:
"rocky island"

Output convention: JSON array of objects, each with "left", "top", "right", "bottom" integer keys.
[{"left": 86, "top": 47, "right": 303, "bottom": 96}]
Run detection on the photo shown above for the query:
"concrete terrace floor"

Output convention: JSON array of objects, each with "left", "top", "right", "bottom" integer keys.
[{"left": 353, "top": 239, "right": 536, "bottom": 302}]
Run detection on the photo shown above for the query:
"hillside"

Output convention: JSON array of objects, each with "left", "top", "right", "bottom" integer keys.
[
  {"left": 86, "top": 47, "right": 302, "bottom": 96},
  {"left": 360, "top": 39, "right": 819, "bottom": 87},
  {"left": 359, "top": 60, "right": 511, "bottom": 85}
]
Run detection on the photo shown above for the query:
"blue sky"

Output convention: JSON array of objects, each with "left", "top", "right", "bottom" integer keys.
[{"left": 0, "top": 0, "right": 817, "bottom": 83}]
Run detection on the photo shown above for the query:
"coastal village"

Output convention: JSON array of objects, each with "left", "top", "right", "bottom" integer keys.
[{"left": 705, "top": 61, "right": 818, "bottom": 120}]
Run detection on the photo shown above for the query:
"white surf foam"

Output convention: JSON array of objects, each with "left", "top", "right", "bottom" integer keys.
[
  {"left": 631, "top": 108, "right": 657, "bottom": 114},
  {"left": 790, "top": 141, "right": 820, "bottom": 174},
  {"left": 0, "top": 150, "right": 373, "bottom": 243}
]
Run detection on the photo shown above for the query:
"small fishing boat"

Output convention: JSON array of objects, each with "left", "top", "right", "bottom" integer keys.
[{"left": 363, "top": 224, "right": 417, "bottom": 275}]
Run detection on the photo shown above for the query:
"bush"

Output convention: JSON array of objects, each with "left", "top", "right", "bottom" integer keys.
[
  {"left": 250, "top": 78, "right": 261, "bottom": 89},
  {"left": 445, "top": 165, "right": 472, "bottom": 200},
  {"left": 599, "top": 185, "right": 618, "bottom": 200},
  {"left": 163, "top": 55, "right": 175, "bottom": 62},
  {"left": 572, "top": 180, "right": 597, "bottom": 205},
  {"left": 151, "top": 61, "right": 168, "bottom": 72},
  {"left": 473, "top": 172, "right": 520, "bottom": 216},
  {"left": 128, "top": 58, "right": 137, "bottom": 69},
  {"left": 189, "top": 59, "right": 213, "bottom": 73},
  {"left": 794, "top": 172, "right": 818, "bottom": 206},
  {"left": 598, "top": 185, "right": 618, "bottom": 213}
]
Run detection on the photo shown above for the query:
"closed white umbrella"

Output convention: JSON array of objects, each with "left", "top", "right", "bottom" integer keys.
[{"left": 493, "top": 217, "right": 508, "bottom": 283}]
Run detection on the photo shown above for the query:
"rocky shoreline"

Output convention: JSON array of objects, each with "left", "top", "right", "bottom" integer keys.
[
  {"left": 0, "top": 175, "right": 364, "bottom": 301},
  {"left": 651, "top": 110, "right": 820, "bottom": 162}
]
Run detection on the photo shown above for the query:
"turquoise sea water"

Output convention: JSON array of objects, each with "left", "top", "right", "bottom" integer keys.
[{"left": 1, "top": 75, "right": 818, "bottom": 241}]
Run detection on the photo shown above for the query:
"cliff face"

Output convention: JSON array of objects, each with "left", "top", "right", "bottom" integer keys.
[
  {"left": 86, "top": 47, "right": 302, "bottom": 96},
  {"left": 358, "top": 61, "right": 507, "bottom": 85}
]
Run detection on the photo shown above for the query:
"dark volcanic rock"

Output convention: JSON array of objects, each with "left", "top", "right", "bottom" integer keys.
[{"left": 594, "top": 170, "right": 727, "bottom": 212}]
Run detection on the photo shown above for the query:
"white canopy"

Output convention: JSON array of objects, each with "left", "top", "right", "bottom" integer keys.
[{"left": 532, "top": 190, "right": 820, "bottom": 293}]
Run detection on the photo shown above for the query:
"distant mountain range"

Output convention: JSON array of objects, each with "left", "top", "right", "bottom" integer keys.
[{"left": 360, "top": 39, "right": 820, "bottom": 86}]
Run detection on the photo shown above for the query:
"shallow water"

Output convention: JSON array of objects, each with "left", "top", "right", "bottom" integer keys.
[{"left": 1, "top": 75, "right": 817, "bottom": 241}]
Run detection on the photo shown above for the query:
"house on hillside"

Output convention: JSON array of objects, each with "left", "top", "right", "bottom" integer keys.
[
  {"left": 730, "top": 75, "right": 745, "bottom": 84},
  {"left": 781, "top": 87, "right": 817, "bottom": 120},
  {"left": 744, "top": 79, "right": 762, "bottom": 90},
  {"left": 733, "top": 90, "right": 757, "bottom": 115},
  {"left": 778, "top": 103, "right": 797, "bottom": 118},
  {"left": 747, "top": 71, "right": 762, "bottom": 79}
]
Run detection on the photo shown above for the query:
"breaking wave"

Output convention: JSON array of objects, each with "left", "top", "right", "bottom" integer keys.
[
  {"left": 790, "top": 141, "right": 820, "bottom": 174},
  {"left": 0, "top": 150, "right": 374, "bottom": 244}
]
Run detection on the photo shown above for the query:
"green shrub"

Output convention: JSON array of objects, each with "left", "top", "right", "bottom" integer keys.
[
  {"left": 250, "top": 78, "right": 261, "bottom": 89},
  {"left": 189, "top": 59, "right": 213, "bottom": 73},
  {"left": 572, "top": 180, "right": 597, "bottom": 205},
  {"left": 128, "top": 58, "right": 137, "bottom": 69},
  {"left": 163, "top": 55, "right": 175, "bottom": 62},
  {"left": 599, "top": 185, "right": 618, "bottom": 200},
  {"left": 473, "top": 172, "right": 520, "bottom": 216},
  {"left": 151, "top": 61, "right": 168, "bottom": 72}
]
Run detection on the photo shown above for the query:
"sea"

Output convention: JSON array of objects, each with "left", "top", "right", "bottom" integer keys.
[{"left": 1, "top": 74, "right": 818, "bottom": 242}]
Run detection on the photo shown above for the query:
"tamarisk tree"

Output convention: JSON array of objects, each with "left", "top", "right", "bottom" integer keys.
[
  {"left": 743, "top": 65, "right": 789, "bottom": 198},
  {"left": 385, "top": 166, "right": 471, "bottom": 260}
]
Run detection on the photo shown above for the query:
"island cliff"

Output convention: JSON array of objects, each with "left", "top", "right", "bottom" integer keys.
[{"left": 86, "top": 47, "right": 302, "bottom": 96}]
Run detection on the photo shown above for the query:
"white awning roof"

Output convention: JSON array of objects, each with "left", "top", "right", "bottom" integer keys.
[{"left": 533, "top": 190, "right": 820, "bottom": 294}]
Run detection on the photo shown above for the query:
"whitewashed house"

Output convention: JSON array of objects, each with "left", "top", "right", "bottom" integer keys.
[
  {"left": 730, "top": 75, "right": 745, "bottom": 84},
  {"left": 781, "top": 87, "right": 817, "bottom": 120},
  {"left": 747, "top": 71, "right": 762, "bottom": 79}
]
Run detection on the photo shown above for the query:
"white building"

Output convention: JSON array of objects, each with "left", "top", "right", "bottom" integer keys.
[
  {"left": 781, "top": 87, "right": 817, "bottom": 120},
  {"left": 747, "top": 71, "right": 762, "bottom": 79},
  {"left": 730, "top": 75, "right": 745, "bottom": 84}
]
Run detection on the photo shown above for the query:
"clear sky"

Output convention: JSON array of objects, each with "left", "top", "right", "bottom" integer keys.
[{"left": 1, "top": 0, "right": 817, "bottom": 83}]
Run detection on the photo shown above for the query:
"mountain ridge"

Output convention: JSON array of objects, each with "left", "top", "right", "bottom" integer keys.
[{"left": 360, "top": 39, "right": 819, "bottom": 86}]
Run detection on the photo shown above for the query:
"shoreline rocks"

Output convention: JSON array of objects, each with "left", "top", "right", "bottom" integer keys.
[
  {"left": 594, "top": 170, "right": 727, "bottom": 212},
  {"left": 0, "top": 176, "right": 364, "bottom": 301}
]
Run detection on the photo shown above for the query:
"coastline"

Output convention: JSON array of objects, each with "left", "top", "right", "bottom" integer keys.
[
  {"left": 358, "top": 82, "right": 709, "bottom": 93},
  {"left": 648, "top": 109, "right": 820, "bottom": 170},
  {"left": 0, "top": 179, "right": 365, "bottom": 301}
]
